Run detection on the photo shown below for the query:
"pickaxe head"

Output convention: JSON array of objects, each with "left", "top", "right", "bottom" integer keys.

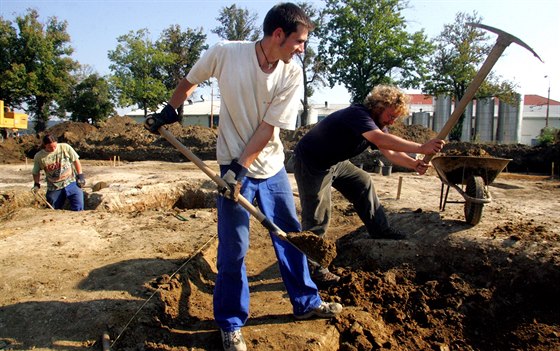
[{"left": 467, "top": 22, "right": 543, "bottom": 63}]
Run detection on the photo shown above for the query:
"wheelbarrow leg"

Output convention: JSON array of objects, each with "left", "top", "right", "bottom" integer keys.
[{"left": 439, "top": 182, "right": 451, "bottom": 212}]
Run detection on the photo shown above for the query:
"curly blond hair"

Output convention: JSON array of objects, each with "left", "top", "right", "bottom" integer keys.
[{"left": 364, "top": 85, "right": 410, "bottom": 118}]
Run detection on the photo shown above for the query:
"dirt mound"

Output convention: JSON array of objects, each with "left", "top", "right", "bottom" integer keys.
[
  {"left": 389, "top": 120, "right": 437, "bottom": 144},
  {"left": 47, "top": 121, "right": 98, "bottom": 144},
  {"left": 324, "top": 219, "right": 560, "bottom": 351},
  {"left": 107, "top": 218, "right": 560, "bottom": 351},
  {"left": 442, "top": 142, "right": 560, "bottom": 174},
  {"left": 1, "top": 156, "right": 559, "bottom": 350},
  {"left": 1, "top": 118, "right": 558, "bottom": 176}
]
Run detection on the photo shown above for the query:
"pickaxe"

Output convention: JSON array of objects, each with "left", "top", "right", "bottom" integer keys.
[{"left": 424, "top": 23, "right": 543, "bottom": 163}]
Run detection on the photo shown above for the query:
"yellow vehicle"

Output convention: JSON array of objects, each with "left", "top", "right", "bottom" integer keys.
[{"left": 0, "top": 100, "right": 28, "bottom": 141}]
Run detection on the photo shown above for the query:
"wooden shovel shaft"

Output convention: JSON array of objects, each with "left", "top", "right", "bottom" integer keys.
[
  {"left": 34, "top": 190, "right": 55, "bottom": 210},
  {"left": 158, "top": 128, "right": 287, "bottom": 239}
]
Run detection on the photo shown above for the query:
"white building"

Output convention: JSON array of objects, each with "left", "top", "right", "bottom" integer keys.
[{"left": 127, "top": 96, "right": 221, "bottom": 128}]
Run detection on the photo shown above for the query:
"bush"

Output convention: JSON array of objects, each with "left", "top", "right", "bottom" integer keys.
[{"left": 537, "top": 127, "right": 558, "bottom": 146}]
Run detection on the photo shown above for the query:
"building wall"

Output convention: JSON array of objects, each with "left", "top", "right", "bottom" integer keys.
[{"left": 520, "top": 104, "right": 560, "bottom": 145}]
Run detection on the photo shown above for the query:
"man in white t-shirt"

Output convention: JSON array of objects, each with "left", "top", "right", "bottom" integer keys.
[{"left": 146, "top": 3, "right": 342, "bottom": 351}]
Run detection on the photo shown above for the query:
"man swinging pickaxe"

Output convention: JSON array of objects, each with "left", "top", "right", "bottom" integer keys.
[{"left": 424, "top": 23, "right": 543, "bottom": 163}]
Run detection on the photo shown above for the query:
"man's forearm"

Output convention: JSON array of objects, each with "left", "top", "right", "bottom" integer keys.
[
  {"left": 238, "top": 121, "right": 275, "bottom": 169},
  {"left": 364, "top": 130, "right": 422, "bottom": 154},
  {"left": 169, "top": 78, "right": 198, "bottom": 109},
  {"left": 380, "top": 149, "right": 417, "bottom": 169},
  {"left": 74, "top": 160, "right": 83, "bottom": 174}
]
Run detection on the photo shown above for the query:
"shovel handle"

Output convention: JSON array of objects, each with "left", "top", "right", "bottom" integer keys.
[
  {"left": 33, "top": 190, "right": 55, "bottom": 210},
  {"left": 158, "top": 127, "right": 288, "bottom": 239}
]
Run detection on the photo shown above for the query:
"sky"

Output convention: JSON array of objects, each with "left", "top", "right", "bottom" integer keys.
[{"left": 1, "top": 0, "right": 559, "bottom": 111}]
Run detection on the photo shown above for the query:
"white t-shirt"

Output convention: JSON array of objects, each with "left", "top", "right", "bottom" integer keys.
[{"left": 187, "top": 41, "right": 302, "bottom": 178}]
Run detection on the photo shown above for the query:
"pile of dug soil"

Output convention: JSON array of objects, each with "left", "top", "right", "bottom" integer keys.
[{"left": 1, "top": 117, "right": 558, "bottom": 175}]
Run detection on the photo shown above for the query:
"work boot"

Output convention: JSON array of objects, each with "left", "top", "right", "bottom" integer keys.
[
  {"left": 220, "top": 329, "right": 247, "bottom": 351},
  {"left": 295, "top": 301, "right": 343, "bottom": 320},
  {"left": 311, "top": 267, "right": 340, "bottom": 289},
  {"left": 371, "top": 227, "right": 406, "bottom": 240}
]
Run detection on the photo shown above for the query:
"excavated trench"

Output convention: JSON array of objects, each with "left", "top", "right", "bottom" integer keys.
[
  {"left": 1, "top": 119, "right": 559, "bottom": 350},
  {"left": 2, "top": 176, "right": 558, "bottom": 350},
  {"left": 90, "top": 182, "right": 560, "bottom": 351}
]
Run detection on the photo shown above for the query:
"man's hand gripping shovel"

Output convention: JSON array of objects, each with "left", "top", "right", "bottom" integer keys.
[{"left": 147, "top": 122, "right": 336, "bottom": 268}]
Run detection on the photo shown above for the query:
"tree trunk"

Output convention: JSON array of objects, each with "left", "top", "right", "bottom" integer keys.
[{"left": 33, "top": 97, "right": 49, "bottom": 133}]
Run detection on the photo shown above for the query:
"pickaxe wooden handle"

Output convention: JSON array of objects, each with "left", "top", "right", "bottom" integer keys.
[{"left": 423, "top": 23, "right": 543, "bottom": 163}]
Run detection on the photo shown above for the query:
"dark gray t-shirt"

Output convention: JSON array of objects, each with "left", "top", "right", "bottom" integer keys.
[{"left": 295, "top": 104, "right": 386, "bottom": 170}]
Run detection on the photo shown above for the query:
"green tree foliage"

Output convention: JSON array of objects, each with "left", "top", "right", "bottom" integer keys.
[
  {"left": 296, "top": 2, "right": 327, "bottom": 126},
  {"left": 156, "top": 24, "right": 208, "bottom": 115},
  {"left": 0, "top": 9, "right": 78, "bottom": 132},
  {"left": 0, "top": 18, "right": 23, "bottom": 107},
  {"left": 108, "top": 29, "right": 172, "bottom": 117},
  {"left": 424, "top": 12, "right": 490, "bottom": 99},
  {"left": 424, "top": 12, "right": 518, "bottom": 140},
  {"left": 318, "top": 0, "right": 432, "bottom": 103},
  {"left": 66, "top": 73, "right": 115, "bottom": 125},
  {"left": 537, "top": 127, "right": 558, "bottom": 146},
  {"left": 212, "top": 4, "right": 260, "bottom": 41}
]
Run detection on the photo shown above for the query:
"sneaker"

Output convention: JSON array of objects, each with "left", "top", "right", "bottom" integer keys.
[
  {"left": 311, "top": 269, "right": 340, "bottom": 289},
  {"left": 371, "top": 227, "right": 406, "bottom": 240},
  {"left": 220, "top": 329, "right": 247, "bottom": 351},
  {"left": 294, "top": 301, "right": 343, "bottom": 320}
]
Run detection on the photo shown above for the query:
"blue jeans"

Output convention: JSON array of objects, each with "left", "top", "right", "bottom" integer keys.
[
  {"left": 214, "top": 167, "right": 321, "bottom": 331},
  {"left": 46, "top": 182, "right": 84, "bottom": 211}
]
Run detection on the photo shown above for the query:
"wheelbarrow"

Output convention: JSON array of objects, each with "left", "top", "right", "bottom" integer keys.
[{"left": 431, "top": 156, "right": 511, "bottom": 225}]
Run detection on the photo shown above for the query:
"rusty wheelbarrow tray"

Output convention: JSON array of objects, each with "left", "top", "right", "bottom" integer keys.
[{"left": 431, "top": 156, "right": 511, "bottom": 225}]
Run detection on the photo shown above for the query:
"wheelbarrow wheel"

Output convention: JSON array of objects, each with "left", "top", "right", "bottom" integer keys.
[{"left": 464, "top": 175, "right": 484, "bottom": 225}]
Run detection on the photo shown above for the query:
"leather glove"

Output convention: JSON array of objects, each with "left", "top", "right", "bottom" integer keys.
[
  {"left": 144, "top": 104, "right": 180, "bottom": 134},
  {"left": 76, "top": 174, "right": 86, "bottom": 188},
  {"left": 32, "top": 182, "right": 40, "bottom": 194},
  {"left": 219, "top": 159, "right": 248, "bottom": 201}
]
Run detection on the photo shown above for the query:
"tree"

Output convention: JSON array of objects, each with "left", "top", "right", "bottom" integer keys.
[
  {"left": 0, "top": 9, "right": 78, "bottom": 132},
  {"left": 157, "top": 25, "right": 207, "bottom": 116},
  {"left": 212, "top": 4, "right": 260, "bottom": 41},
  {"left": 424, "top": 13, "right": 489, "bottom": 96},
  {"left": 0, "top": 18, "right": 22, "bottom": 107},
  {"left": 108, "top": 29, "right": 172, "bottom": 117},
  {"left": 423, "top": 12, "right": 518, "bottom": 140},
  {"left": 318, "top": 0, "right": 433, "bottom": 103},
  {"left": 65, "top": 73, "right": 115, "bottom": 125},
  {"left": 296, "top": 2, "right": 328, "bottom": 126}
]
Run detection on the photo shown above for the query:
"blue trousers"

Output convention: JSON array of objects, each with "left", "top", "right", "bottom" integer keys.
[
  {"left": 214, "top": 167, "right": 322, "bottom": 331},
  {"left": 46, "top": 182, "right": 84, "bottom": 211}
]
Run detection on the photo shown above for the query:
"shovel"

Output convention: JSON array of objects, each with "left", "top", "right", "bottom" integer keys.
[
  {"left": 32, "top": 189, "right": 55, "bottom": 210},
  {"left": 156, "top": 126, "right": 336, "bottom": 267}
]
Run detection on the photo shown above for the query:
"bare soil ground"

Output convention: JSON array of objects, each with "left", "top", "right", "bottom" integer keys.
[{"left": 1, "top": 118, "right": 559, "bottom": 350}]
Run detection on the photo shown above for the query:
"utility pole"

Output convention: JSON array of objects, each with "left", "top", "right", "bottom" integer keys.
[
  {"left": 210, "top": 81, "right": 214, "bottom": 128},
  {"left": 545, "top": 75, "right": 550, "bottom": 127}
]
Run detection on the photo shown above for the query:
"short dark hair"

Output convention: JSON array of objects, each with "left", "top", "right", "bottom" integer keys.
[
  {"left": 42, "top": 133, "right": 57, "bottom": 146},
  {"left": 263, "top": 2, "right": 314, "bottom": 37}
]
